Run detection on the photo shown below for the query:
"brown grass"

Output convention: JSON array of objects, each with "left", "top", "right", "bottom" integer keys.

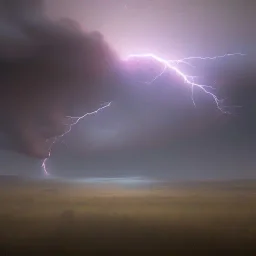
[{"left": 0, "top": 179, "right": 255, "bottom": 255}]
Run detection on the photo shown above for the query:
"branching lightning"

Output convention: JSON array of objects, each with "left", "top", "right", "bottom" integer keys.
[
  {"left": 42, "top": 52, "right": 244, "bottom": 176},
  {"left": 42, "top": 102, "right": 111, "bottom": 175},
  {"left": 126, "top": 52, "right": 245, "bottom": 110},
  {"left": 173, "top": 53, "right": 245, "bottom": 62}
]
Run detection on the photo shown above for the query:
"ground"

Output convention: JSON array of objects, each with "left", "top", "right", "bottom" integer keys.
[{"left": 0, "top": 178, "right": 256, "bottom": 255}]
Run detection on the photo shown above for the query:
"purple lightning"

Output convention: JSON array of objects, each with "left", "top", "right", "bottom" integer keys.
[
  {"left": 173, "top": 53, "right": 245, "bottom": 62},
  {"left": 42, "top": 52, "right": 244, "bottom": 176},
  {"left": 126, "top": 52, "right": 245, "bottom": 111},
  {"left": 42, "top": 102, "right": 111, "bottom": 175}
]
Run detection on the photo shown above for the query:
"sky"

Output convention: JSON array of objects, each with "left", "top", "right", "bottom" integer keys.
[
  {"left": 46, "top": 0, "right": 256, "bottom": 58},
  {"left": 0, "top": 0, "right": 256, "bottom": 180}
]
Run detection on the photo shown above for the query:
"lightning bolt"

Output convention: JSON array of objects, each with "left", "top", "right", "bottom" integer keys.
[
  {"left": 173, "top": 53, "right": 246, "bottom": 62},
  {"left": 126, "top": 52, "right": 244, "bottom": 110},
  {"left": 42, "top": 52, "right": 244, "bottom": 176},
  {"left": 42, "top": 102, "right": 111, "bottom": 175}
]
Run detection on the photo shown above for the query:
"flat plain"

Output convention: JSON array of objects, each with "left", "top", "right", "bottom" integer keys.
[{"left": 0, "top": 178, "right": 255, "bottom": 255}]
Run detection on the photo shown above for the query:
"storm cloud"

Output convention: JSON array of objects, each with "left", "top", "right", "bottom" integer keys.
[{"left": 0, "top": 0, "right": 121, "bottom": 158}]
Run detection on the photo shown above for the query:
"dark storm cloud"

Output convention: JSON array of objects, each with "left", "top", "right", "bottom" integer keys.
[
  {"left": 0, "top": 0, "right": 122, "bottom": 159},
  {"left": 0, "top": 0, "right": 255, "bottom": 182}
]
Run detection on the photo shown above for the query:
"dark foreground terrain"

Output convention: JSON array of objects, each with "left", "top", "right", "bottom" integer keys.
[{"left": 0, "top": 178, "right": 255, "bottom": 255}]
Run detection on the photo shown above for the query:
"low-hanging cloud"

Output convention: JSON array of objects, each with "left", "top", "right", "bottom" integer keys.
[
  {"left": 0, "top": 0, "right": 122, "bottom": 158},
  {"left": 0, "top": 0, "right": 250, "bottom": 163}
]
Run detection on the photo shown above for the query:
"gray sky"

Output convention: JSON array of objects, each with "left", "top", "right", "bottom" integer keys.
[
  {"left": 46, "top": 0, "right": 255, "bottom": 58},
  {"left": 0, "top": 0, "right": 255, "bottom": 180}
]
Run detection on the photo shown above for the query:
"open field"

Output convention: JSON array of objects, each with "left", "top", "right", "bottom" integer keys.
[{"left": 0, "top": 178, "right": 256, "bottom": 255}]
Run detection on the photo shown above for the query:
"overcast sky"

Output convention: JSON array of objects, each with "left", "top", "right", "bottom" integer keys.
[
  {"left": 46, "top": 0, "right": 256, "bottom": 58},
  {"left": 0, "top": 0, "right": 255, "bottom": 180}
]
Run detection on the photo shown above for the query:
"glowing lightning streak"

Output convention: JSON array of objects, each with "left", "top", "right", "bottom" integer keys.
[
  {"left": 146, "top": 64, "right": 167, "bottom": 84},
  {"left": 127, "top": 52, "right": 245, "bottom": 110},
  {"left": 42, "top": 102, "right": 111, "bottom": 175},
  {"left": 174, "top": 53, "right": 246, "bottom": 61},
  {"left": 42, "top": 52, "right": 244, "bottom": 176}
]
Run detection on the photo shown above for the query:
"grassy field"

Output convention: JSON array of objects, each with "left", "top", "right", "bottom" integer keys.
[{"left": 0, "top": 179, "right": 256, "bottom": 255}]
